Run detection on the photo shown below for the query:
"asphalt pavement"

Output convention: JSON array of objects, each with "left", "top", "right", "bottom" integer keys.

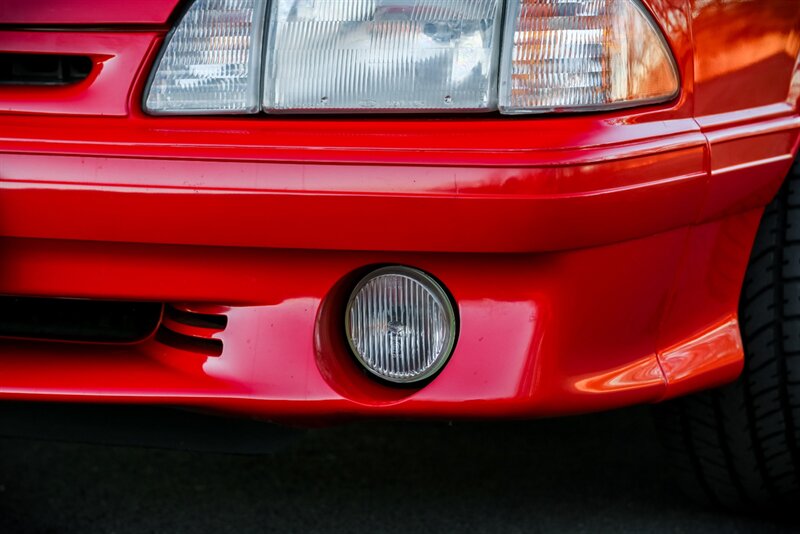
[{"left": 0, "top": 406, "right": 794, "bottom": 533}]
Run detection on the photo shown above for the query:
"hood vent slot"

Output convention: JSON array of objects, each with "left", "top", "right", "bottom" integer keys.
[{"left": 0, "top": 53, "right": 92, "bottom": 86}]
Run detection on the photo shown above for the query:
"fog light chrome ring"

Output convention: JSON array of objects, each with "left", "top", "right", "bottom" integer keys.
[{"left": 345, "top": 266, "right": 457, "bottom": 385}]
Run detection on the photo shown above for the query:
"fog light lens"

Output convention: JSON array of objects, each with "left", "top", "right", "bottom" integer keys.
[{"left": 346, "top": 267, "right": 457, "bottom": 384}]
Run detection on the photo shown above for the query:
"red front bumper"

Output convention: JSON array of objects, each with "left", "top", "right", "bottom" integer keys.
[
  {"left": 1, "top": 25, "right": 799, "bottom": 421},
  {"left": 1, "top": 112, "right": 795, "bottom": 420}
]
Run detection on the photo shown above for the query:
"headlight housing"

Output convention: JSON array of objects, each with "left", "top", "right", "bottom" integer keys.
[{"left": 144, "top": 0, "right": 679, "bottom": 115}]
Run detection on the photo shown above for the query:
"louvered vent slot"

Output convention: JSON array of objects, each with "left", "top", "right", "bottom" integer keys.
[
  {"left": 155, "top": 305, "right": 228, "bottom": 357},
  {"left": 0, "top": 296, "right": 162, "bottom": 343},
  {"left": 0, "top": 53, "right": 92, "bottom": 85}
]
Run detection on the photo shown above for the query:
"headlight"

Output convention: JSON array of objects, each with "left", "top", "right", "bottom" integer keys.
[
  {"left": 144, "top": 0, "right": 679, "bottom": 115},
  {"left": 263, "top": 0, "right": 504, "bottom": 112},
  {"left": 345, "top": 266, "right": 457, "bottom": 384}
]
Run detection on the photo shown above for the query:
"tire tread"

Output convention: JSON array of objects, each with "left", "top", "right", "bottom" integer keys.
[{"left": 654, "top": 160, "right": 800, "bottom": 510}]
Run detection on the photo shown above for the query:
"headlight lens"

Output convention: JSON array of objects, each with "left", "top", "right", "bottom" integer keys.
[
  {"left": 263, "top": 0, "right": 504, "bottom": 113},
  {"left": 346, "top": 267, "right": 457, "bottom": 384},
  {"left": 499, "top": 0, "right": 680, "bottom": 113},
  {"left": 144, "top": 0, "right": 268, "bottom": 114}
]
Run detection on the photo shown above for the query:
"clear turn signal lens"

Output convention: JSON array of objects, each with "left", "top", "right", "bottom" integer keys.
[
  {"left": 263, "top": 0, "right": 504, "bottom": 113},
  {"left": 144, "top": 0, "right": 267, "bottom": 115},
  {"left": 499, "top": 0, "right": 680, "bottom": 114}
]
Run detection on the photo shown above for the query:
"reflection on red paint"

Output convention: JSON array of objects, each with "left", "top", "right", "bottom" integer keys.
[
  {"left": 571, "top": 357, "right": 665, "bottom": 395},
  {"left": 659, "top": 318, "right": 745, "bottom": 400}
]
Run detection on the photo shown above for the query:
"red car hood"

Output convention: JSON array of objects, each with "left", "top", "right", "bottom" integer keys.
[{"left": 0, "top": 0, "right": 181, "bottom": 25}]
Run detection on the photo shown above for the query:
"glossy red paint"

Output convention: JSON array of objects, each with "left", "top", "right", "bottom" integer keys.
[
  {"left": 692, "top": 0, "right": 800, "bottom": 119},
  {"left": 0, "top": 0, "right": 180, "bottom": 26},
  {"left": 0, "top": 0, "right": 799, "bottom": 420}
]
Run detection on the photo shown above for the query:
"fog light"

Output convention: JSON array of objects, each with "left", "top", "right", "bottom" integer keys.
[{"left": 346, "top": 267, "right": 457, "bottom": 384}]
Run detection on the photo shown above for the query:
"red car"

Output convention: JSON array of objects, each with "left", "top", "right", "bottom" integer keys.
[{"left": 1, "top": 0, "right": 799, "bottom": 512}]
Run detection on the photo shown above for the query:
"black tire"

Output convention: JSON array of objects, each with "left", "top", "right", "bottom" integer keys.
[{"left": 654, "top": 160, "right": 800, "bottom": 511}]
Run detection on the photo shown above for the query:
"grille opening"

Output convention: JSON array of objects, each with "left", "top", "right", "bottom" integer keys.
[
  {"left": 0, "top": 53, "right": 93, "bottom": 86},
  {"left": 0, "top": 296, "right": 162, "bottom": 343}
]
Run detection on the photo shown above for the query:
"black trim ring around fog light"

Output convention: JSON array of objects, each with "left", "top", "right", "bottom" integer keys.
[{"left": 345, "top": 266, "right": 457, "bottom": 385}]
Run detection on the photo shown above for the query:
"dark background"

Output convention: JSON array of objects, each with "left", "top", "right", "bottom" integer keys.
[{"left": 0, "top": 406, "right": 794, "bottom": 533}]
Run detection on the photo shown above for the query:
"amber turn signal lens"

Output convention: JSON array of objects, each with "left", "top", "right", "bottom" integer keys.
[{"left": 499, "top": 0, "right": 680, "bottom": 114}]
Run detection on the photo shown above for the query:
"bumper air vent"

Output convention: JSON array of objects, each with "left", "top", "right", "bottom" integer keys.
[{"left": 155, "top": 304, "right": 228, "bottom": 357}]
